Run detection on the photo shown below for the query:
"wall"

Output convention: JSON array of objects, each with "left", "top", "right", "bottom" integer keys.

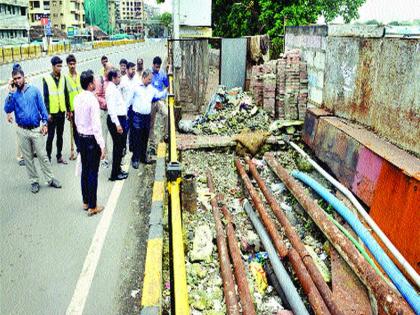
[
  {"left": 285, "top": 25, "right": 327, "bottom": 107},
  {"left": 324, "top": 32, "right": 420, "bottom": 155},
  {"left": 286, "top": 24, "right": 420, "bottom": 155}
]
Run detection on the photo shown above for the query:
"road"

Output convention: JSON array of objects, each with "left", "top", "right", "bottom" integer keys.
[{"left": 0, "top": 39, "right": 167, "bottom": 315}]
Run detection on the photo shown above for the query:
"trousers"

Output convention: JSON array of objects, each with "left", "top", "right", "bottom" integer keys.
[
  {"left": 79, "top": 135, "right": 101, "bottom": 209},
  {"left": 107, "top": 115, "right": 127, "bottom": 178},
  {"left": 46, "top": 111, "right": 65, "bottom": 160},
  {"left": 149, "top": 100, "right": 168, "bottom": 150},
  {"left": 132, "top": 112, "right": 151, "bottom": 163},
  {"left": 17, "top": 126, "right": 54, "bottom": 184}
]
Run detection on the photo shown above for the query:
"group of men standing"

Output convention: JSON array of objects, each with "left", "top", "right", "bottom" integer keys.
[{"left": 4, "top": 53, "right": 169, "bottom": 216}]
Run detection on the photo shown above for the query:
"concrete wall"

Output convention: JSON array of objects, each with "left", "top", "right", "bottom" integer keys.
[
  {"left": 285, "top": 26, "right": 327, "bottom": 107},
  {"left": 324, "top": 35, "right": 420, "bottom": 155},
  {"left": 286, "top": 24, "right": 420, "bottom": 155}
]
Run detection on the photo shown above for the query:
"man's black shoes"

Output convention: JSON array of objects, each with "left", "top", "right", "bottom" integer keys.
[
  {"left": 109, "top": 173, "right": 128, "bottom": 181},
  {"left": 31, "top": 182, "right": 40, "bottom": 194}
]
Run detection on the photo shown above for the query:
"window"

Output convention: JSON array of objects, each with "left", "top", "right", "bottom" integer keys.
[
  {"left": 20, "top": 7, "right": 26, "bottom": 16},
  {"left": 61, "top": 24, "right": 65, "bottom": 30},
  {"left": 33, "top": 1, "right": 40, "bottom": 8},
  {"left": 43, "top": 1, "right": 50, "bottom": 9}
]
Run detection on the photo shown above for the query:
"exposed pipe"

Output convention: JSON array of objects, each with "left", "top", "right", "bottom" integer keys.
[
  {"left": 235, "top": 159, "right": 332, "bottom": 315},
  {"left": 243, "top": 199, "right": 310, "bottom": 315},
  {"left": 219, "top": 196, "right": 257, "bottom": 315},
  {"left": 207, "top": 172, "right": 241, "bottom": 315},
  {"left": 264, "top": 153, "right": 414, "bottom": 315},
  {"left": 245, "top": 157, "right": 344, "bottom": 315},
  {"left": 287, "top": 140, "right": 420, "bottom": 289},
  {"left": 264, "top": 261, "right": 292, "bottom": 310},
  {"left": 292, "top": 171, "right": 420, "bottom": 314},
  {"left": 327, "top": 214, "right": 391, "bottom": 286}
]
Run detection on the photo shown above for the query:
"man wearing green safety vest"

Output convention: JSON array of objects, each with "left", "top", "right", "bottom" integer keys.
[
  {"left": 43, "top": 56, "right": 70, "bottom": 164},
  {"left": 66, "top": 54, "right": 82, "bottom": 160}
]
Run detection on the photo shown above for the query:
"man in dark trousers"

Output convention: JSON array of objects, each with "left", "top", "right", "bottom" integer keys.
[
  {"left": 127, "top": 69, "right": 167, "bottom": 169},
  {"left": 43, "top": 56, "right": 70, "bottom": 164},
  {"left": 4, "top": 67, "right": 62, "bottom": 193},
  {"left": 74, "top": 70, "right": 105, "bottom": 216},
  {"left": 105, "top": 69, "right": 128, "bottom": 181}
]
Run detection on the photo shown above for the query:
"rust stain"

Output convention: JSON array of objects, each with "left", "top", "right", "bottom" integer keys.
[
  {"left": 331, "top": 248, "right": 372, "bottom": 315},
  {"left": 370, "top": 162, "right": 420, "bottom": 274}
]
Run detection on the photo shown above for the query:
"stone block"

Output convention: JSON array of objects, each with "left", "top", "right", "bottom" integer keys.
[
  {"left": 329, "top": 24, "right": 385, "bottom": 38},
  {"left": 314, "top": 51, "right": 326, "bottom": 70}
]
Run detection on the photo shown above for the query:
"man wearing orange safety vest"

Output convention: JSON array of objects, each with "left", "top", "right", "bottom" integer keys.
[
  {"left": 65, "top": 54, "right": 82, "bottom": 160},
  {"left": 43, "top": 56, "right": 70, "bottom": 164}
]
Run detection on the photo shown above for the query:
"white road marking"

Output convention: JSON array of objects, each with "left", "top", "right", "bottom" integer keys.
[{"left": 65, "top": 179, "right": 125, "bottom": 315}]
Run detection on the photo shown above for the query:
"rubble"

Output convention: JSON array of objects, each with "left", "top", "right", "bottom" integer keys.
[{"left": 190, "top": 225, "right": 214, "bottom": 262}]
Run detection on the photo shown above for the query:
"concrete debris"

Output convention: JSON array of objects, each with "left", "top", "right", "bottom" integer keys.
[
  {"left": 179, "top": 86, "right": 272, "bottom": 136},
  {"left": 190, "top": 224, "right": 214, "bottom": 262}
]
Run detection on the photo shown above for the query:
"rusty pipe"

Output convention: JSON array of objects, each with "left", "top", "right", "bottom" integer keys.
[
  {"left": 264, "top": 153, "right": 414, "bottom": 315},
  {"left": 245, "top": 157, "right": 344, "bottom": 315},
  {"left": 207, "top": 171, "right": 241, "bottom": 315},
  {"left": 235, "top": 159, "right": 331, "bottom": 315},
  {"left": 219, "top": 197, "right": 256, "bottom": 315}
]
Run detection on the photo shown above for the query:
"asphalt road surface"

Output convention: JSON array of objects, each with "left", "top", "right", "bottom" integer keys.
[{"left": 0, "top": 39, "right": 167, "bottom": 315}]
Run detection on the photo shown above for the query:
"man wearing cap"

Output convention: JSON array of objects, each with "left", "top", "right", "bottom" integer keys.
[
  {"left": 4, "top": 67, "right": 62, "bottom": 193},
  {"left": 43, "top": 56, "right": 70, "bottom": 164},
  {"left": 65, "top": 54, "right": 82, "bottom": 160}
]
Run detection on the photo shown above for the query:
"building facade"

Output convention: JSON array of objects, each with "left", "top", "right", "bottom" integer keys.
[
  {"left": 50, "top": 0, "right": 85, "bottom": 32},
  {"left": 28, "top": 0, "right": 50, "bottom": 27},
  {"left": 0, "top": 0, "right": 29, "bottom": 42},
  {"left": 108, "top": 0, "right": 116, "bottom": 33},
  {"left": 119, "top": 0, "right": 143, "bottom": 34}
]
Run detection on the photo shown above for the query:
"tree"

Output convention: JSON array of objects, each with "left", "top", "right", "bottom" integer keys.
[
  {"left": 212, "top": 0, "right": 366, "bottom": 57},
  {"left": 160, "top": 12, "right": 172, "bottom": 29}
]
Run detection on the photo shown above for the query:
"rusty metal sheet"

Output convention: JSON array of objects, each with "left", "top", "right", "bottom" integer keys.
[
  {"left": 323, "top": 116, "right": 420, "bottom": 180},
  {"left": 312, "top": 118, "right": 361, "bottom": 189},
  {"left": 331, "top": 248, "right": 373, "bottom": 315}
]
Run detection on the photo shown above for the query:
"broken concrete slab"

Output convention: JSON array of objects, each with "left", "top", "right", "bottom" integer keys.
[{"left": 328, "top": 24, "right": 385, "bottom": 38}]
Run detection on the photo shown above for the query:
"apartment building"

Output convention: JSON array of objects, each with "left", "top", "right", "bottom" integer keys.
[
  {"left": 0, "top": 0, "right": 29, "bottom": 42},
  {"left": 108, "top": 0, "right": 116, "bottom": 32},
  {"left": 28, "top": 0, "right": 50, "bottom": 27},
  {"left": 50, "top": 0, "right": 85, "bottom": 31},
  {"left": 119, "top": 0, "right": 143, "bottom": 21}
]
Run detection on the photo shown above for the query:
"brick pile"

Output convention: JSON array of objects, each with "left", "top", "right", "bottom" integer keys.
[
  {"left": 263, "top": 60, "right": 278, "bottom": 118},
  {"left": 249, "top": 65, "right": 265, "bottom": 106},
  {"left": 250, "top": 50, "right": 308, "bottom": 120}
]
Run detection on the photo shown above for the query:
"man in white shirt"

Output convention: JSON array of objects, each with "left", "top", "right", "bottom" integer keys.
[
  {"left": 127, "top": 69, "right": 167, "bottom": 168},
  {"left": 120, "top": 62, "right": 138, "bottom": 154},
  {"left": 105, "top": 69, "right": 128, "bottom": 181}
]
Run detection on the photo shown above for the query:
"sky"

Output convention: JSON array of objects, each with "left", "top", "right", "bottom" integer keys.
[{"left": 146, "top": 0, "right": 420, "bottom": 23}]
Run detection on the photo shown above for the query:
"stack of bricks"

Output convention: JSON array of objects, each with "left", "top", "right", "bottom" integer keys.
[
  {"left": 276, "top": 58, "right": 287, "bottom": 119},
  {"left": 250, "top": 50, "right": 308, "bottom": 120},
  {"left": 285, "top": 51, "right": 301, "bottom": 119},
  {"left": 249, "top": 65, "right": 265, "bottom": 106},
  {"left": 298, "top": 61, "right": 308, "bottom": 119},
  {"left": 262, "top": 60, "right": 278, "bottom": 118}
]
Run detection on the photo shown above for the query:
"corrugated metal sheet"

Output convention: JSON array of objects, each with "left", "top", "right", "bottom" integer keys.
[{"left": 221, "top": 38, "right": 247, "bottom": 89}]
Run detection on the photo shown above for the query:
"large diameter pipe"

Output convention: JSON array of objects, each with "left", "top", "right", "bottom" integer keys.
[
  {"left": 288, "top": 140, "right": 420, "bottom": 289},
  {"left": 293, "top": 171, "right": 420, "bottom": 314},
  {"left": 235, "top": 159, "right": 331, "bottom": 315},
  {"left": 207, "top": 172, "right": 241, "bottom": 315},
  {"left": 264, "top": 153, "right": 414, "bottom": 315},
  {"left": 245, "top": 158, "right": 344, "bottom": 315},
  {"left": 243, "top": 199, "right": 310, "bottom": 315},
  {"left": 219, "top": 198, "right": 256, "bottom": 315}
]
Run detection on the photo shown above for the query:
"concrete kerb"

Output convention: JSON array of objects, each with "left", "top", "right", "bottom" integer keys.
[{"left": 140, "top": 142, "right": 167, "bottom": 315}]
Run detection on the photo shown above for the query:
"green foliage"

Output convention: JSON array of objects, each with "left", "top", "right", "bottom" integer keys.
[
  {"left": 212, "top": 0, "right": 366, "bottom": 56},
  {"left": 160, "top": 12, "right": 172, "bottom": 28}
]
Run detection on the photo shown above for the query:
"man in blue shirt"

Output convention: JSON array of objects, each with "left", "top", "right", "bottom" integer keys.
[
  {"left": 4, "top": 67, "right": 62, "bottom": 193},
  {"left": 149, "top": 56, "right": 169, "bottom": 156}
]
